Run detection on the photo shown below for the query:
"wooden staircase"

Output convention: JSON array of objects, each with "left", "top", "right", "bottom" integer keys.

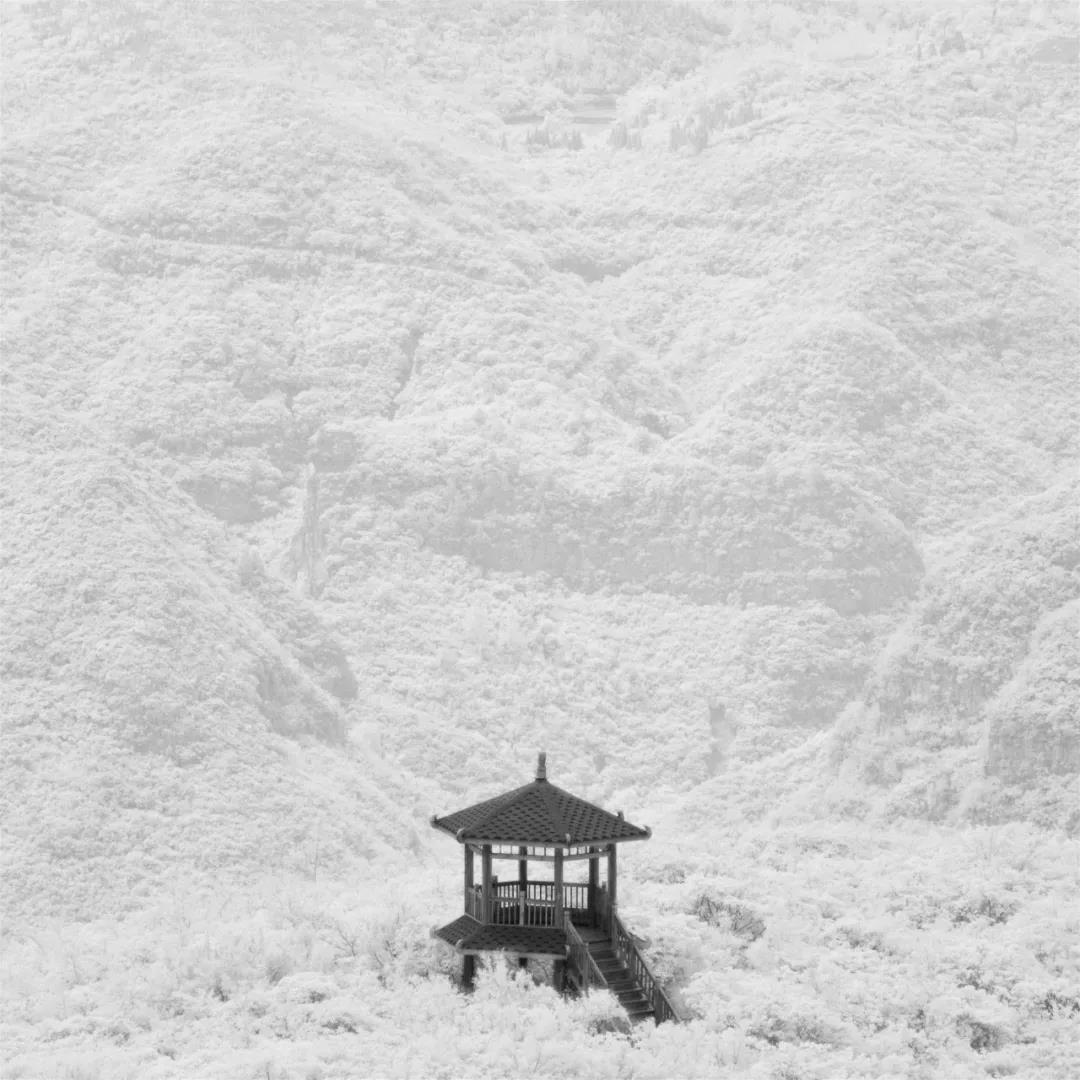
[
  {"left": 564, "top": 912, "right": 679, "bottom": 1025},
  {"left": 582, "top": 932, "right": 655, "bottom": 1022}
]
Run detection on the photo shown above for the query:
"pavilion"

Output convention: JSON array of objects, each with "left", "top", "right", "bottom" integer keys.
[{"left": 430, "top": 753, "right": 678, "bottom": 1023}]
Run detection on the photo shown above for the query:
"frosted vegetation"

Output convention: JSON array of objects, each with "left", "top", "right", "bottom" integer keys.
[{"left": 1, "top": 2, "right": 1077, "bottom": 1077}]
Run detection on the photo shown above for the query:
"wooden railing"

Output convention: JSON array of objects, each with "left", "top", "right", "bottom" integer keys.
[
  {"left": 491, "top": 882, "right": 589, "bottom": 908},
  {"left": 563, "top": 913, "right": 609, "bottom": 995},
  {"left": 609, "top": 911, "right": 680, "bottom": 1024},
  {"left": 482, "top": 881, "right": 591, "bottom": 926},
  {"left": 492, "top": 886, "right": 553, "bottom": 927}
]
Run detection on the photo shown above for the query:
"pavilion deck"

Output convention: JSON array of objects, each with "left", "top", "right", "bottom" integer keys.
[
  {"left": 435, "top": 881, "right": 599, "bottom": 955},
  {"left": 433, "top": 914, "right": 567, "bottom": 957}
]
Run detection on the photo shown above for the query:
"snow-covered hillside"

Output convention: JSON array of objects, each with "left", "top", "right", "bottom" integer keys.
[{"left": 2, "top": 2, "right": 1077, "bottom": 1077}]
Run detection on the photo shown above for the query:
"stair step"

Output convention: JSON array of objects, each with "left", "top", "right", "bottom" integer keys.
[
  {"left": 573, "top": 931, "right": 665, "bottom": 1024},
  {"left": 599, "top": 968, "right": 630, "bottom": 981}
]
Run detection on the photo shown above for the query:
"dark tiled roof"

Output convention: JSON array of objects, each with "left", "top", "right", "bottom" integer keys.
[
  {"left": 433, "top": 915, "right": 566, "bottom": 956},
  {"left": 431, "top": 772, "right": 650, "bottom": 846},
  {"left": 432, "top": 914, "right": 481, "bottom": 948}
]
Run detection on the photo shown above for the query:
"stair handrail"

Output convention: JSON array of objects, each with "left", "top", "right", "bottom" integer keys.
[
  {"left": 609, "top": 911, "right": 680, "bottom": 1024},
  {"left": 562, "top": 914, "right": 609, "bottom": 995}
]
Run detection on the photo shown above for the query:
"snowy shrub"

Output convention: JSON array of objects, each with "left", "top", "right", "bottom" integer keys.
[
  {"left": 264, "top": 951, "right": 295, "bottom": 985},
  {"left": 951, "top": 893, "right": 1018, "bottom": 925},
  {"left": 746, "top": 1003, "right": 845, "bottom": 1048},
  {"left": 691, "top": 894, "right": 766, "bottom": 941},
  {"left": 965, "top": 1017, "right": 1007, "bottom": 1052},
  {"left": 1038, "top": 991, "right": 1080, "bottom": 1019}
]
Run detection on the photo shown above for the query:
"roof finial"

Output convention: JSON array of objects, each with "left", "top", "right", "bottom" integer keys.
[{"left": 536, "top": 751, "right": 547, "bottom": 781}]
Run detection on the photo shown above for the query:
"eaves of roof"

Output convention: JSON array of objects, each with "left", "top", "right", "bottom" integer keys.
[{"left": 431, "top": 777, "right": 649, "bottom": 847}]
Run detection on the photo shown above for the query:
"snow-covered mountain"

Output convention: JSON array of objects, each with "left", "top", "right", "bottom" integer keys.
[{"left": 2, "top": 3, "right": 1077, "bottom": 1077}]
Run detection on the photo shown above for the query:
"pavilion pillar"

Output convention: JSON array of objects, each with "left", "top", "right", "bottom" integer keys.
[
  {"left": 481, "top": 844, "right": 493, "bottom": 923},
  {"left": 463, "top": 844, "right": 474, "bottom": 916},
  {"left": 588, "top": 847, "right": 600, "bottom": 927},
  {"left": 517, "top": 845, "right": 529, "bottom": 928},
  {"left": 553, "top": 847, "right": 564, "bottom": 927},
  {"left": 607, "top": 843, "right": 617, "bottom": 913},
  {"left": 462, "top": 953, "right": 475, "bottom": 988}
]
